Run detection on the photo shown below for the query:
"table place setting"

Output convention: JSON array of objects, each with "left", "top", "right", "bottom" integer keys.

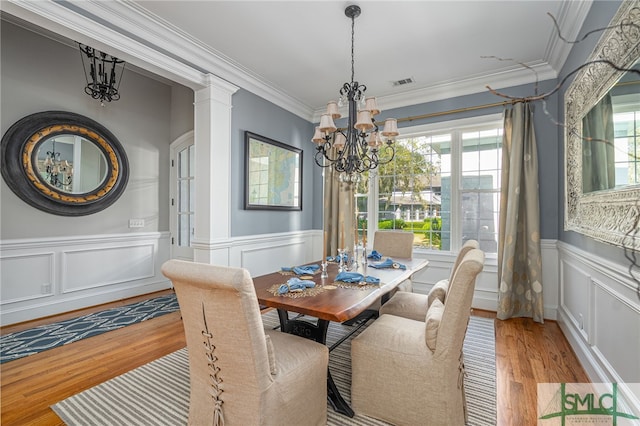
[
  {"left": 368, "top": 258, "right": 407, "bottom": 270},
  {"left": 267, "top": 276, "right": 328, "bottom": 298},
  {"left": 367, "top": 250, "right": 383, "bottom": 260},
  {"left": 279, "top": 264, "right": 320, "bottom": 276},
  {"left": 333, "top": 271, "right": 382, "bottom": 290},
  {"left": 325, "top": 253, "right": 348, "bottom": 263}
]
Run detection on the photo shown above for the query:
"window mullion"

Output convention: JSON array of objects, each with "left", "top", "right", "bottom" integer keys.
[
  {"left": 368, "top": 168, "right": 379, "bottom": 242},
  {"left": 450, "top": 129, "right": 462, "bottom": 252}
]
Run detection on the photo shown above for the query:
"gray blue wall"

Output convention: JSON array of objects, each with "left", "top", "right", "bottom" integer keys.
[{"left": 230, "top": 89, "right": 317, "bottom": 236}]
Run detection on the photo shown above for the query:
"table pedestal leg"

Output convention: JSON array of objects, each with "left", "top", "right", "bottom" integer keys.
[{"left": 276, "top": 309, "right": 355, "bottom": 418}]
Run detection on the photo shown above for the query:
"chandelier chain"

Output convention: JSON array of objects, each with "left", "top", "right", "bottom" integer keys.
[{"left": 350, "top": 13, "right": 355, "bottom": 84}]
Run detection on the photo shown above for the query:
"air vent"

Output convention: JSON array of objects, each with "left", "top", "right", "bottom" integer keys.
[{"left": 392, "top": 77, "right": 415, "bottom": 86}]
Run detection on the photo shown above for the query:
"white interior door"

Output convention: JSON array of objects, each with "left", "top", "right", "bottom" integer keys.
[{"left": 170, "top": 133, "right": 195, "bottom": 260}]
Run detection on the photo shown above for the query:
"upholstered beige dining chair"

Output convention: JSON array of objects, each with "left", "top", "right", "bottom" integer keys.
[
  {"left": 351, "top": 248, "right": 485, "bottom": 426},
  {"left": 161, "top": 260, "right": 328, "bottom": 426},
  {"left": 372, "top": 230, "right": 414, "bottom": 259},
  {"left": 379, "top": 239, "right": 479, "bottom": 321},
  {"left": 372, "top": 230, "right": 414, "bottom": 292}
]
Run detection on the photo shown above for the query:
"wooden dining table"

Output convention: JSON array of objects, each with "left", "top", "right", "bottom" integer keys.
[{"left": 253, "top": 257, "right": 429, "bottom": 417}]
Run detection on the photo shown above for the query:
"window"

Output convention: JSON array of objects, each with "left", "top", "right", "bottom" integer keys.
[
  {"left": 612, "top": 94, "right": 640, "bottom": 186},
  {"left": 356, "top": 114, "right": 503, "bottom": 254}
]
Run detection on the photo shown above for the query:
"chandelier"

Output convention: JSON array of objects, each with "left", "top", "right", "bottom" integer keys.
[
  {"left": 312, "top": 5, "right": 398, "bottom": 183},
  {"left": 78, "top": 43, "right": 126, "bottom": 105},
  {"left": 42, "top": 139, "right": 73, "bottom": 190}
]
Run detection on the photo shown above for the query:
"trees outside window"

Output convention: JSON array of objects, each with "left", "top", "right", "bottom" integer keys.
[{"left": 356, "top": 114, "right": 503, "bottom": 254}]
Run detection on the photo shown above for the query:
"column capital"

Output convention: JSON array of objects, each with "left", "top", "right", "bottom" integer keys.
[{"left": 195, "top": 74, "right": 239, "bottom": 105}]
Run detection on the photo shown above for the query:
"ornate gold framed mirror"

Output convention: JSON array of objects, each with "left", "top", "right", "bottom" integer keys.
[
  {"left": 564, "top": 0, "right": 640, "bottom": 250},
  {"left": 1, "top": 111, "right": 129, "bottom": 216}
]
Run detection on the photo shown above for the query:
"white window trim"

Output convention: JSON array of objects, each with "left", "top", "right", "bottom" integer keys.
[{"left": 366, "top": 113, "right": 503, "bottom": 256}]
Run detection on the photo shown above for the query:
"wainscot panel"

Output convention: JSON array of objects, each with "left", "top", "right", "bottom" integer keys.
[
  {"left": 0, "top": 232, "right": 171, "bottom": 326},
  {"left": 0, "top": 252, "right": 54, "bottom": 303},
  {"left": 557, "top": 241, "right": 640, "bottom": 415},
  {"left": 228, "top": 230, "right": 317, "bottom": 277},
  {"left": 63, "top": 244, "right": 156, "bottom": 292},
  {"left": 411, "top": 240, "right": 558, "bottom": 318},
  {"left": 411, "top": 249, "right": 500, "bottom": 313}
]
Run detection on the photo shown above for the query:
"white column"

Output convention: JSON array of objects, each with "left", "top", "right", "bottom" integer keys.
[{"left": 191, "top": 74, "right": 239, "bottom": 265}]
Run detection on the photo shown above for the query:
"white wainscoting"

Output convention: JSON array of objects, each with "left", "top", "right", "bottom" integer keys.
[
  {"left": 410, "top": 239, "right": 560, "bottom": 319},
  {"left": 1, "top": 231, "right": 564, "bottom": 328},
  {"left": 557, "top": 241, "right": 640, "bottom": 415},
  {"left": 410, "top": 249, "right": 499, "bottom": 312},
  {"left": 0, "top": 232, "right": 171, "bottom": 326},
  {"left": 228, "top": 230, "right": 319, "bottom": 277}
]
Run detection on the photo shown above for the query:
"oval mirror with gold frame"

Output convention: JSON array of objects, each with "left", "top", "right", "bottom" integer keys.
[{"left": 1, "top": 111, "right": 129, "bottom": 216}]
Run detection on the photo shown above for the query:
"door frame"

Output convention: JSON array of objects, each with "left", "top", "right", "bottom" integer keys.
[{"left": 169, "top": 131, "right": 195, "bottom": 261}]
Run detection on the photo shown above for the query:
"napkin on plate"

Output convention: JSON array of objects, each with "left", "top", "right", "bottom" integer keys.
[
  {"left": 281, "top": 264, "right": 320, "bottom": 275},
  {"left": 335, "top": 272, "right": 380, "bottom": 284},
  {"left": 369, "top": 258, "right": 407, "bottom": 270},
  {"left": 278, "top": 277, "right": 316, "bottom": 295},
  {"left": 326, "top": 253, "right": 348, "bottom": 263},
  {"left": 367, "top": 250, "right": 382, "bottom": 260},
  {"left": 293, "top": 264, "right": 319, "bottom": 275}
]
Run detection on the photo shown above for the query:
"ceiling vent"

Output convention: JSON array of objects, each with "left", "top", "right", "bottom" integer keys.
[{"left": 392, "top": 77, "right": 415, "bottom": 87}]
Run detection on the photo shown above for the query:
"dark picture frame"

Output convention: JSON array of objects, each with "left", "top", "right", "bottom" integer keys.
[{"left": 244, "top": 131, "right": 302, "bottom": 211}]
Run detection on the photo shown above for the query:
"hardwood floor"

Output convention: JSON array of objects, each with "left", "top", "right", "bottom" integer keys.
[{"left": 1, "top": 291, "right": 589, "bottom": 425}]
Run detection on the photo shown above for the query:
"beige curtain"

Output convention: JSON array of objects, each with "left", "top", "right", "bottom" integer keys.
[
  {"left": 323, "top": 166, "right": 355, "bottom": 258},
  {"left": 497, "top": 102, "right": 544, "bottom": 323}
]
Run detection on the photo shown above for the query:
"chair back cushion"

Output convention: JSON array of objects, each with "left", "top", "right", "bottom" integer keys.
[
  {"left": 449, "top": 239, "right": 479, "bottom": 282},
  {"left": 432, "top": 249, "right": 484, "bottom": 356},
  {"left": 425, "top": 298, "right": 445, "bottom": 351},
  {"left": 427, "top": 279, "right": 449, "bottom": 308},
  {"left": 373, "top": 230, "right": 414, "bottom": 259},
  {"left": 161, "top": 260, "right": 273, "bottom": 425}
]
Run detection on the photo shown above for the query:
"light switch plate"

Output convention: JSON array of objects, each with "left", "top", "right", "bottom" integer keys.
[{"left": 129, "top": 219, "right": 145, "bottom": 228}]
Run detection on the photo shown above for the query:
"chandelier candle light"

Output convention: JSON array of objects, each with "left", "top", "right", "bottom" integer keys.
[
  {"left": 42, "top": 140, "right": 73, "bottom": 190},
  {"left": 312, "top": 5, "right": 399, "bottom": 183}
]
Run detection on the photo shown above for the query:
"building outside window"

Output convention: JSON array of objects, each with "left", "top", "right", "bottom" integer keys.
[{"left": 356, "top": 114, "right": 503, "bottom": 254}]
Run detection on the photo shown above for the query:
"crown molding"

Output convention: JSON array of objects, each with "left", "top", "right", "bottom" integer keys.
[
  {"left": 2, "top": 0, "right": 586, "bottom": 124},
  {"left": 2, "top": 0, "right": 312, "bottom": 119},
  {"left": 312, "top": 62, "right": 558, "bottom": 123},
  {"left": 2, "top": 0, "right": 207, "bottom": 88},
  {"left": 71, "top": 0, "right": 315, "bottom": 121},
  {"left": 544, "top": 0, "right": 594, "bottom": 73}
]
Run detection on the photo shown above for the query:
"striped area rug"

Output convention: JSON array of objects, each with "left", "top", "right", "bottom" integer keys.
[{"left": 52, "top": 311, "right": 496, "bottom": 425}]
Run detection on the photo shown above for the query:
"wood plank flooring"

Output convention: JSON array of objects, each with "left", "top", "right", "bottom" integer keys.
[{"left": 1, "top": 291, "right": 589, "bottom": 425}]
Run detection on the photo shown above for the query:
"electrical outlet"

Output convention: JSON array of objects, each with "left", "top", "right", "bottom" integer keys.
[
  {"left": 129, "top": 219, "right": 145, "bottom": 228},
  {"left": 578, "top": 313, "right": 584, "bottom": 330},
  {"left": 41, "top": 284, "right": 51, "bottom": 294}
]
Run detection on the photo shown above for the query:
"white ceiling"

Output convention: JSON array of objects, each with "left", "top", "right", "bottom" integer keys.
[
  {"left": 128, "top": 1, "right": 590, "bottom": 116},
  {"left": 1, "top": 0, "right": 592, "bottom": 121}
]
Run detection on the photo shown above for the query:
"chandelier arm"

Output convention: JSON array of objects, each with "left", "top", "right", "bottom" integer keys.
[
  {"left": 376, "top": 144, "right": 396, "bottom": 165},
  {"left": 314, "top": 150, "right": 332, "bottom": 168}
]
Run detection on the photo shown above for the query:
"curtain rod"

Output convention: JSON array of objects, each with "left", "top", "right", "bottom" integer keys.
[{"left": 372, "top": 99, "right": 517, "bottom": 127}]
